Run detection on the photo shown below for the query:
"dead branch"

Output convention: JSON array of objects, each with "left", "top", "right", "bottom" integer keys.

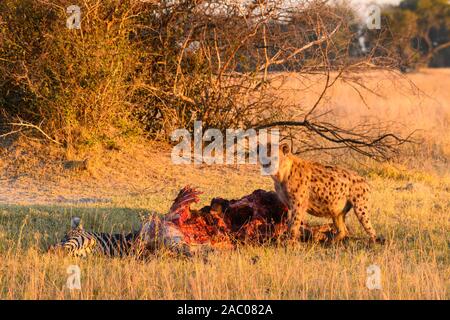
[
  {"left": 0, "top": 128, "right": 23, "bottom": 139},
  {"left": 258, "top": 22, "right": 342, "bottom": 72},
  {"left": 9, "top": 119, "right": 61, "bottom": 145},
  {"left": 254, "top": 119, "right": 416, "bottom": 161}
]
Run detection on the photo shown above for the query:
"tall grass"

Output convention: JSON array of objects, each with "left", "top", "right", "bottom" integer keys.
[{"left": 0, "top": 172, "right": 448, "bottom": 299}]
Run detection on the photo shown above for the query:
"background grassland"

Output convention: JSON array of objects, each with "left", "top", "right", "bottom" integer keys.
[{"left": 0, "top": 69, "right": 449, "bottom": 299}]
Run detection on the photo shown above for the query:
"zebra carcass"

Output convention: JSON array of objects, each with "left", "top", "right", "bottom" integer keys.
[
  {"left": 50, "top": 186, "right": 335, "bottom": 258},
  {"left": 136, "top": 185, "right": 336, "bottom": 256}
]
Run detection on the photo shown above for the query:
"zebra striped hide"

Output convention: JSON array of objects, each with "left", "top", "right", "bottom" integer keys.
[
  {"left": 48, "top": 217, "right": 139, "bottom": 258},
  {"left": 49, "top": 186, "right": 207, "bottom": 258}
]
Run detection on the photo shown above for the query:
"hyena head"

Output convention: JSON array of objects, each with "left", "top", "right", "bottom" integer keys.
[{"left": 258, "top": 140, "right": 291, "bottom": 176}]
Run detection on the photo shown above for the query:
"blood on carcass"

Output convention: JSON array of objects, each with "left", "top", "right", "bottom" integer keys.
[{"left": 166, "top": 186, "right": 290, "bottom": 247}]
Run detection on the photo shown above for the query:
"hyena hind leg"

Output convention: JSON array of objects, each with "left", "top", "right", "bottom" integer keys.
[
  {"left": 329, "top": 200, "right": 353, "bottom": 242},
  {"left": 352, "top": 199, "right": 384, "bottom": 244},
  {"left": 332, "top": 213, "right": 349, "bottom": 242}
]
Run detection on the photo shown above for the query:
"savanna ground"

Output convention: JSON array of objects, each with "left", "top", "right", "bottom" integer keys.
[{"left": 0, "top": 70, "right": 449, "bottom": 300}]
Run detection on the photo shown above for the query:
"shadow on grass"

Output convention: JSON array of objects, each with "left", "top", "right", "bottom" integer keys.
[{"left": 0, "top": 204, "right": 155, "bottom": 252}]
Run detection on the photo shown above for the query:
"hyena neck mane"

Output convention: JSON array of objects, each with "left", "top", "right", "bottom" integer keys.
[
  {"left": 272, "top": 156, "right": 289, "bottom": 181},
  {"left": 273, "top": 153, "right": 304, "bottom": 182}
]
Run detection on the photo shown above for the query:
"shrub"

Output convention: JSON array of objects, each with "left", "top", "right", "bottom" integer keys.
[
  {"left": 0, "top": 0, "right": 403, "bottom": 160},
  {"left": 0, "top": 0, "right": 142, "bottom": 147}
]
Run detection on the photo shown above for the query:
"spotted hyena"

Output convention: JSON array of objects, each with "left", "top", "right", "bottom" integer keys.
[{"left": 267, "top": 143, "right": 382, "bottom": 243}]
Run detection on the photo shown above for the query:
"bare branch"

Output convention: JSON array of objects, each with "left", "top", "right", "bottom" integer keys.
[
  {"left": 258, "top": 22, "right": 341, "bottom": 72},
  {"left": 0, "top": 128, "right": 23, "bottom": 139},
  {"left": 254, "top": 119, "right": 416, "bottom": 161},
  {"left": 9, "top": 119, "right": 61, "bottom": 145}
]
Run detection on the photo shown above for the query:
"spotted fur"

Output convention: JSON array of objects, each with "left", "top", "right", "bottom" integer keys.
[{"left": 272, "top": 144, "right": 379, "bottom": 243}]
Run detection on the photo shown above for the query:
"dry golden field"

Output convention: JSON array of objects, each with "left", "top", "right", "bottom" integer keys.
[{"left": 0, "top": 69, "right": 449, "bottom": 300}]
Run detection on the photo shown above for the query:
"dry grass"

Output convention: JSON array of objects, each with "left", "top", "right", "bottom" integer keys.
[
  {"left": 0, "top": 177, "right": 448, "bottom": 300},
  {"left": 0, "top": 69, "right": 449, "bottom": 299}
]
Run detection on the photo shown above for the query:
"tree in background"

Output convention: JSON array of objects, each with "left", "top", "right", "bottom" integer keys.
[
  {"left": 0, "top": 0, "right": 411, "bottom": 159},
  {"left": 382, "top": 0, "right": 450, "bottom": 70}
]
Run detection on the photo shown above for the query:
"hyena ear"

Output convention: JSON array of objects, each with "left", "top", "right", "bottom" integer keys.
[
  {"left": 279, "top": 142, "right": 291, "bottom": 156},
  {"left": 71, "top": 217, "right": 83, "bottom": 230}
]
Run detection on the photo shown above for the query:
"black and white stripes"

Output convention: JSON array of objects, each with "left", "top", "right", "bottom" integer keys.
[{"left": 51, "top": 217, "right": 138, "bottom": 258}]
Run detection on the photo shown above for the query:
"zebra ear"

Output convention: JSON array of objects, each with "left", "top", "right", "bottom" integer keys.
[{"left": 71, "top": 217, "right": 83, "bottom": 229}]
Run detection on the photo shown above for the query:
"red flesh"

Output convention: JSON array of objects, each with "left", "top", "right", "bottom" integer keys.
[{"left": 166, "top": 186, "right": 289, "bottom": 246}]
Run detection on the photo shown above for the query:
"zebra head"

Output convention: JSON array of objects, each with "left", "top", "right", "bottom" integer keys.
[{"left": 48, "top": 217, "right": 91, "bottom": 257}]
